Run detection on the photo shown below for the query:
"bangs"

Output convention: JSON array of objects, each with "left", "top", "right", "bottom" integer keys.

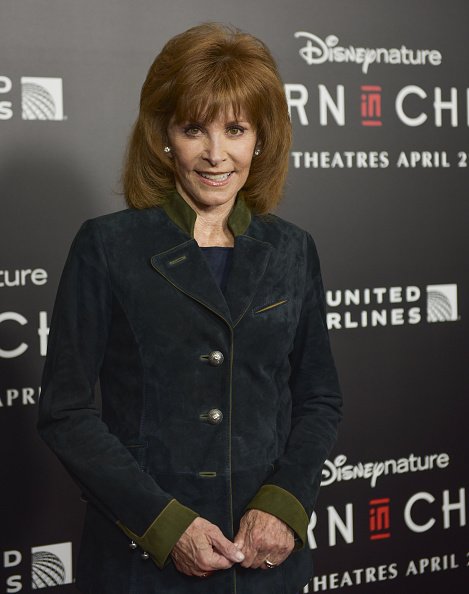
[{"left": 172, "top": 67, "right": 263, "bottom": 126}]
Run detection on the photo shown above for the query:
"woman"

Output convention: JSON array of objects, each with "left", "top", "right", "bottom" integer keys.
[{"left": 38, "top": 23, "right": 342, "bottom": 594}]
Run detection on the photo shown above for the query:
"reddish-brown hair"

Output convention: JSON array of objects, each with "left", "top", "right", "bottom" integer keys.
[{"left": 123, "top": 23, "right": 291, "bottom": 214}]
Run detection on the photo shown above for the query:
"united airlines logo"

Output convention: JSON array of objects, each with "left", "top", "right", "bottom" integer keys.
[
  {"left": 31, "top": 542, "right": 73, "bottom": 588},
  {"left": 21, "top": 77, "right": 64, "bottom": 121},
  {"left": 426, "top": 284, "right": 458, "bottom": 322},
  {"left": 327, "top": 283, "right": 459, "bottom": 330}
]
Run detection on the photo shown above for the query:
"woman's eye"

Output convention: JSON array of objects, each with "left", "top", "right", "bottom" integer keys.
[
  {"left": 184, "top": 126, "right": 202, "bottom": 136},
  {"left": 227, "top": 126, "right": 244, "bottom": 136}
]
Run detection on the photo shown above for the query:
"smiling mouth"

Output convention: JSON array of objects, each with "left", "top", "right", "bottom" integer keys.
[{"left": 197, "top": 171, "right": 233, "bottom": 181}]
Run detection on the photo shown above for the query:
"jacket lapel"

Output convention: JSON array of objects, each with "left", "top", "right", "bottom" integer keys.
[
  {"left": 224, "top": 235, "right": 273, "bottom": 327},
  {"left": 150, "top": 191, "right": 273, "bottom": 327},
  {"left": 150, "top": 240, "right": 233, "bottom": 325}
]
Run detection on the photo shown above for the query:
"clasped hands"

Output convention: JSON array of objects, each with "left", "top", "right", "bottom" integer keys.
[{"left": 170, "top": 509, "right": 295, "bottom": 577}]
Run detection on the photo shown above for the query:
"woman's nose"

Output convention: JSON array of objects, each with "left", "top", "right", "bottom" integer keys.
[{"left": 203, "top": 134, "right": 226, "bottom": 166}]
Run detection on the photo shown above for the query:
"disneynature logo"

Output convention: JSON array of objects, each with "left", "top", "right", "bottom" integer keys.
[
  {"left": 321, "top": 452, "right": 450, "bottom": 489},
  {"left": 294, "top": 32, "right": 443, "bottom": 74},
  {"left": 327, "top": 283, "right": 459, "bottom": 330},
  {"left": 31, "top": 542, "right": 73, "bottom": 588}
]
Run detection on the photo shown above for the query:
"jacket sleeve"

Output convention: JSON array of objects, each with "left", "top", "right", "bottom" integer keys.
[
  {"left": 37, "top": 220, "right": 198, "bottom": 569},
  {"left": 245, "top": 231, "right": 342, "bottom": 548}
]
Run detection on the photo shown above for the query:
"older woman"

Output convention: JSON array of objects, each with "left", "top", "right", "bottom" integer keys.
[{"left": 38, "top": 23, "right": 342, "bottom": 594}]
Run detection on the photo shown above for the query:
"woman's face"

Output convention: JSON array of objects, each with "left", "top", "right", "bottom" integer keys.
[{"left": 167, "top": 108, "right": 257, "bottom": 212}]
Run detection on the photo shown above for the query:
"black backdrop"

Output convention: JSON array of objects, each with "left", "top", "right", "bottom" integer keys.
[{"left": 1, "top": 1, "right": 468, "bottom": 592}]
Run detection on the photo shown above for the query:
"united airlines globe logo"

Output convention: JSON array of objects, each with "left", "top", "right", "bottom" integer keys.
[
  {"left": 426, "top": 284, "right": 458, "bottom": 322},
  {"left": 32, "top": 551, "right": 66, "bottom": 588},
  {"left": 427, "top": 291, "right": 452, "bottom": 322},
  {"left": 21, "top": 77, "right": 64, "bottom": 120},
  {"left": 31, "top": 542, "right": 73, "bottom": 588},
  {"left": 22, "top": 82, "right": 56, "bottom": 120}
]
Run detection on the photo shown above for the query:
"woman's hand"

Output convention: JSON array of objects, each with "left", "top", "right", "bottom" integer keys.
[
  {"left": 171, "top": 517, "right": 245, "bottom": 577},
  {"left": 234, "top": 509, "right": 295, "bottom": 569}
]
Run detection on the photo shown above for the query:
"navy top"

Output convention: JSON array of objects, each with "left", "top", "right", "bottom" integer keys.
[{"left": 200, "top": 247, "right": 234, "bottom": 294}]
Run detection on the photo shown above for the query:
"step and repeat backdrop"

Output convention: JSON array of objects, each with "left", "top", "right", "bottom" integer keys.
[{"left": 1, "top": 1, "right": 467, "bottom": 592}]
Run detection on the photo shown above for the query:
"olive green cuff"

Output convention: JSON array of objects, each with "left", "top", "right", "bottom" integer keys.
[
  {"left": 117, "top": 499, "right": 199, "bottom": 569},
  {"left": 245, "top": 484, "right": 309, "bottom": 550}
]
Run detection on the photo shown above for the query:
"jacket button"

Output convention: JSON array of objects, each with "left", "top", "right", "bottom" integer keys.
[
  {"left": 129, "top": 540, "right": 137, "bottom": 550},
  {"left": 141, "top": 551, "right": 150, "bottom": 560},
  {"left": 208, "top": 350, "right": 224, "bottom": 366},
  {"left": 207, "top": 409, "right": 223, "bottom": 425}
]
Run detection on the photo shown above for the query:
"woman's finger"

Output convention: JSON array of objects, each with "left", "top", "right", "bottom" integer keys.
[
  {"left": 236, "top": 509, "right": 295, "bottom": 568},
  {"left": 171, "top": 516, "right": 243, "bottom": 575},
  {"left": 209, "top": 531, "right": 245, "bottom": 565}
]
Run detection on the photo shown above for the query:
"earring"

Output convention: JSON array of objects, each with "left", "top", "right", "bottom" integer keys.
[
  {"left": 163, "top": 146, "right": 171, "bottom": 153},
  {"left": 254, "top": 148, "right": 261, "bottom": 156}
]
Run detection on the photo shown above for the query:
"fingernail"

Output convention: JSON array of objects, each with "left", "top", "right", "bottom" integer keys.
[{"left": 235, "top": 551, "right": 245, "bottom": 562}]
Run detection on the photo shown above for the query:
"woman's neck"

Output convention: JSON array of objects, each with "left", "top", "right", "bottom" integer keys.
[
  {"left": 175, "top": 186, "right": 235, "bottom": 247},
  {"left": 193, "top": 214, "right": 234, "bottom": 247}
]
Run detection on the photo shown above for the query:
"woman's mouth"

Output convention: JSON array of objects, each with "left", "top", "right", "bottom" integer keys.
[
  {"left": 198, "top": 171, "right": 232, "bottom": 181},
  {"left": 196, "top": 171, "right": 233, "bottom": 185}
]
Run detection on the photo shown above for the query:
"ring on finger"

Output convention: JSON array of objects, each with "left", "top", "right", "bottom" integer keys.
[{"left": 264, "top": 558, "right": 276, "bottom": 569}]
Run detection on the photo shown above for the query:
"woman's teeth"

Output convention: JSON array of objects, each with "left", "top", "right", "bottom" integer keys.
[{"left": 198, "top": 172, "right": 232, "bottom": 181}]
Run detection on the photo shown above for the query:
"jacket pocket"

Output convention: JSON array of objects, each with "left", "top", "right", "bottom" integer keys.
[
  {"left": 124, "top": 443, "right": 148, "bottom": 472},
  {"left": 253, "top": 299, "right": 288, "bottom": 315}
]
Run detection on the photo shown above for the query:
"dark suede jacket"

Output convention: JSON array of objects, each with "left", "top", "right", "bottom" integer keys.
[{"left": 38, "top": 192, "right": 342, "bottom": 594}]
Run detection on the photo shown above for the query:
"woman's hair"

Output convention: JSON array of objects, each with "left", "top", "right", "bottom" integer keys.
[{"left": 123, "top": 23, "right": 291, "bottom": 214}]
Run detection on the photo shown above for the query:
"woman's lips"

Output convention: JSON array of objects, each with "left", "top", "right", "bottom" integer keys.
[{"left": 196, "top": 171, "right": 233, "bottom": 186}]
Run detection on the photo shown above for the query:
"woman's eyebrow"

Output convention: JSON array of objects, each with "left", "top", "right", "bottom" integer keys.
[{"left": 226, "top": 119, "right": 251, "bottom": 125}]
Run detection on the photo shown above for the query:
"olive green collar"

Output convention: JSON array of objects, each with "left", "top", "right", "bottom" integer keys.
[{"left": 161, "top": 190, "right": 252, "bottom": 238}]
